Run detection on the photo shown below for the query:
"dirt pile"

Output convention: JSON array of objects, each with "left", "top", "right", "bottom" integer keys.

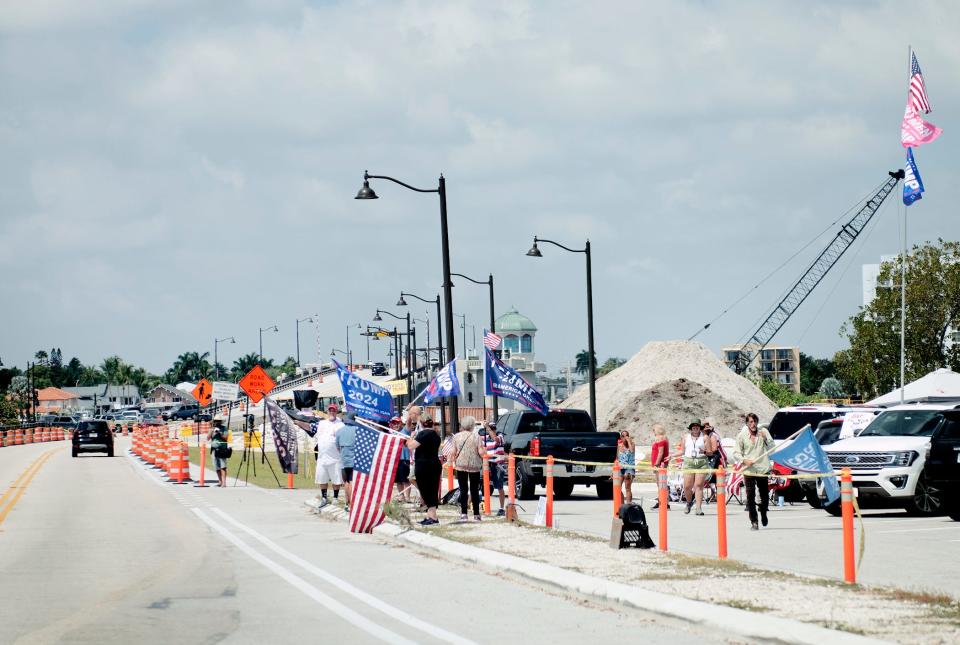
[{"left": 561, "top": 340, "right": 777, "bottom": 442}]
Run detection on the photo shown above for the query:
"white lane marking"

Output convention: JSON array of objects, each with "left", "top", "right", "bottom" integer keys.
[
  {"left": 877, "top": 526, "right": 960, "bottom": 535},
  {"left": 191, "top": 508, "right": 415, "bottom": 645},
  {"left": 210, "top": 507, "right": 475, "bottom": 645}
]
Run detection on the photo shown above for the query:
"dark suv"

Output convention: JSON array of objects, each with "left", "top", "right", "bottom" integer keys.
[
  {"left": 72, "top": 420, "right": 114, "bottom": 457},
  {"left": 166, "top": 404, "right": 210, "bottom": 421}
]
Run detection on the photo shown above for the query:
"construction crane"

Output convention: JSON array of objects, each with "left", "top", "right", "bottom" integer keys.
[{"left": 732, "top": 169, "right": 905, "bottom": 374}]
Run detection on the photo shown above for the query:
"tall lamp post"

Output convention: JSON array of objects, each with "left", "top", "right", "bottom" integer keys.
[
  {"left": 375, "top": 309, "right": 412, "bottom": 405},
  {"left": 356, "top": 171, "right": 458, "bottom": 426},
  {"left": 527, "top": 236, "right": 596, "bottom": 425},
  {"left": 295, "top": 317, "right": 314, "bottom": 367},
  {"left": 455, "top": 314, "right": 467, "bottom": 359},
  {"left": 259, "top": 325, "right": 278, "bottom": 364},
  {"left": 397, "top": 292, "right": 443, "bottom": 371},
  {"left": 346, "top": 323, "right": 361, "bottom": 370},
  {"left": 451, "top": 272, "right": 498, "bottom": 420},
  {"left": 214, "top": 336, "right": 235, "bottom": 380}
]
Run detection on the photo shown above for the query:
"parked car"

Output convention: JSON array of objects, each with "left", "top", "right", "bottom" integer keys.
[
  {"left": 369, "top": 362, "right": 388, "bottom": 376},
  {"left": 820, "top": 403, "right": 960, "bottom": 516},
  {"left": 48, "top": 414, "right": 81, "bottom": 428},
  {"left": 167, "top": 405, "right": 200, "bottom": 420},
  {"left": 499, "top": 408, "right": 619, "bottom": 500},
  {"left": 797, "top": 416, "right": 880, "bottom": 508},
  {"left": 72, "top": 420, "right": 114, "bottom": 457},
  {"left": 141, "top": 410, "right": 163, "bottom": 424}
]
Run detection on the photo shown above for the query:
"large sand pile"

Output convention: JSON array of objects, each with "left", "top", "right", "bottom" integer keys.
[{"left": 560, "top": 340, "right": 778, "bottom": 442}]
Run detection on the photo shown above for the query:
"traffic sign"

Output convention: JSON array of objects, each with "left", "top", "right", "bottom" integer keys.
[
  {"left": 212, "top": 381, "right": 240, "bottom": 402},
  {"left": 192, "top": 379, "right": 213, "bottom": 407},
  {"left": 239, "top": 365, "right": 276, "bottom": 404}
]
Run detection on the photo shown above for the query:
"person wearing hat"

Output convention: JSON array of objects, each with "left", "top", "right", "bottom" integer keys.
[
  {"left": 682, "top": 419, "right": 708, "bottom": 515},
  {"left": 313, "top": 402, "right": 345, "bottom": 508},
  {"left": 481, "top": 419, "right": 507, "bottom": 516}
]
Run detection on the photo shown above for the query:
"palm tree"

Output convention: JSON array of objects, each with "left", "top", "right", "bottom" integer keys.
[
  {"left": 166, "top": 351, "right": 211, "bottom": 383},
  {"left": 574, "top": 350, "right": 596, "bottom": 375},
  {"left": 231, "top": 353, "right": 262, "bottom": 380}
]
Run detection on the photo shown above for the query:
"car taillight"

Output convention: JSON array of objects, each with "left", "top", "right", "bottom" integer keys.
[{"left": 531, "top": 438, "right": 540, "bottom": 457}]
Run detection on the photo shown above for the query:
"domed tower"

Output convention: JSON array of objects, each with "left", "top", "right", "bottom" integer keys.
[{"left": 494, "top": 308, "right": 537, "bottom": 357}]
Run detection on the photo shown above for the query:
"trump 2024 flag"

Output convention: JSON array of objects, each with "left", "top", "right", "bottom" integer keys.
[
  {"left": 903, "top": 148, "right": 925, "bottom": 206},
  {"left": 349, "top": 424, "right": 406, "bottom": 533},
  {"left": 422, "top": 359, "right": 460, "bottom": 405}
]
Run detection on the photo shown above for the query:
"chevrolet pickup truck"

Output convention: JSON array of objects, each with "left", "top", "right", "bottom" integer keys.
[{"left": 499, "top": 408, "right": 619, "bottom": 500}]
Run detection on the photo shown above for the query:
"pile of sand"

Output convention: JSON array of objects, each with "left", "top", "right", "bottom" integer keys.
[{"left": 560, "top": 340, "right": 777, "bottom": 442}]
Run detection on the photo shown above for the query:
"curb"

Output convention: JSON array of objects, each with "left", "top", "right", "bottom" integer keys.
[{"left": 303, "top": 499, "right": 888, "bottom": 644}]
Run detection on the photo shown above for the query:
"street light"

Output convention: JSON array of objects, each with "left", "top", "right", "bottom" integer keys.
[
  {"left": 451, "top": 272, "right": 498, "bottom": 419},
  {"left": 375, "top": 309, "right": 412, "bottom": 404},
  {"left": 398, "top": 291, "right": 443, "bottom": 369},
  {"left": 259, "top": 325, "right": 278, "bottom": 364},
  {"left": 295, "top": 317, "right": 314, "bottom": 367},
  {"left": 356, "top": 170, "right": 459, "bottom": 426},
  {"left": 527, "top": 235, "right": 596, "bottom": 425},
  {"left": 346, "top": 323, "right": 361, "bottom": 370},
  {"left": 455, "top": 313, "right": 467, "bottom": 360},
  {"left": 214, "top": 336, "right": 236, "bottom": 380}
]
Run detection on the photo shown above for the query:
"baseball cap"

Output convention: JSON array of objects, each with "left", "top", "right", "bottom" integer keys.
[{"left": 327, "top": 403, "right": 339, "bottom": 412}]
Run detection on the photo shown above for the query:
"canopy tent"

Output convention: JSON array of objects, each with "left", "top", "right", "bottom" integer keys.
[{"left": 868, "top": 368, "right": 960, "bottom": 405}]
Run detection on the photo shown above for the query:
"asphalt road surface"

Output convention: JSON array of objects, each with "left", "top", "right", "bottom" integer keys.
[
  {"left": 0, "top": 440, "right": 730, "bottom": 644},
  {"left": 515, "top": 482, "right": 960, "bottom": 597}
]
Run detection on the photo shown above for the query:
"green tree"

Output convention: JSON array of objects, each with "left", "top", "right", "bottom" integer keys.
[
  {"left": 574, "top": 350, "right": 596, "bottom": 375},
  {"left": 165, "top": 351, "right": 211, "bottom": 383},
  {"left": 231, "top": 353, "right": 271, "bottom": 380},
  {"left": 268, "top": 356, "right": 298, "bottom": 381},
  {"left": 835, "top": 239, "right": 960, "bottom": 399},
  {"left": 799, "top": 353, "right": 836, "bottom": 395},
  {"left": 0, "top": 398, "right": 19, "bottom": 425},
  {"left": 597, "top": 357, "right": 626, "bottom": 377},
  {"left": 819, "top": 377, "right": 845, "bottom": 399},
  {"left": 757, "top": 377, "right": 810, "bottom": 408}
]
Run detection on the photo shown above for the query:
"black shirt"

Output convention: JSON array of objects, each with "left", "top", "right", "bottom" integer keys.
[{"left": 414, "top": 429, "right": 441, "bottom": 463}]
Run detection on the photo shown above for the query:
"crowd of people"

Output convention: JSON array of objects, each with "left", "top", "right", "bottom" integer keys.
[{"left": 281, "top": 403, "right": 778, "bottom": 531}]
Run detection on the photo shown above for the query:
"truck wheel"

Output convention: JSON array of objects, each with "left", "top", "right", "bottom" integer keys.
[
  {"left": 106, "top": 446, "right": 114, "bottom": 458},
  {"left": 805, "top": 488, "right": 822, "bottom": 509},
  {"left": 515, "top": 464, "right": 536, "bottom": 500},
  {"left": 595, "top": 480, "right": 613, "bottom": 500},
  {"left": 553, "top": 480, "right": 575, "bottom": 500},
  {"left": 72, "top": 446, "right": 78, "bottom": 458},
  {"left": 905, "top": 473, "right": 944, "bottom": 516}
]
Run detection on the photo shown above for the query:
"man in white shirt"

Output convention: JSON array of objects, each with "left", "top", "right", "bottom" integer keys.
[{"left": 312, "top": 403, "right": 345, "bottom": 507}]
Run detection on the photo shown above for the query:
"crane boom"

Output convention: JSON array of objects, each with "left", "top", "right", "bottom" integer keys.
[{"left": 733, "top": 169, "right": 905, "bottom": 374}]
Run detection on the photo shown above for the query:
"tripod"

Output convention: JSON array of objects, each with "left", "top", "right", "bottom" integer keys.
[{"left": 233, "top": 409, "right": 281, "bottom": 487}]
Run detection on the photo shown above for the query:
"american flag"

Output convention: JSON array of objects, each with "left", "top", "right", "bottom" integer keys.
[
  {"left": 483, "top": 330, "right": 502, "bottom": 350},
  {"left": 727, "top": 463, "right": 744, "bottom": 503},
  {"left": 908, "top": 52, "right": 932, "bottom": 114},
  {"left": 349, "top": 424, "right": 406, "bottom": 533}
]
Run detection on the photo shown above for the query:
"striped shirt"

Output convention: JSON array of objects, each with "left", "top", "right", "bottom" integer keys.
[{"left": 482, "top": 432, "right": 505, "bottom": 464}]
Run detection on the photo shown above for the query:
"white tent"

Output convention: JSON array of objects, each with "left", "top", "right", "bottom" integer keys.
[{"left": 868, "top": 368, "right": 960, "bottom": 405}]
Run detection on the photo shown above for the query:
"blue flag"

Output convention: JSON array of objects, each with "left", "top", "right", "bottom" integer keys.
[
  {"left": 334, "top": 361, "right": 393, "bottom": 422},
  {"left": 422, "top": 359, "right": 460, "bottom": 405},
  {"left": 770, "top": 427, "right": 839, "bottom": 505},
  {"left": 484, "top": 348, "right": 548, "bottom": 415},
  {"left": 903, "top": 148, "right": 925, "bottom": 206}
]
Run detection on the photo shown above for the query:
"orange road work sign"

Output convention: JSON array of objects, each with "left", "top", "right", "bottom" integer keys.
[
  {"left": 192, "top": 379, "right": 213, "bottom": 407},
  {"left": 239, "top": 366, "right": 275, "bottom": 404}
]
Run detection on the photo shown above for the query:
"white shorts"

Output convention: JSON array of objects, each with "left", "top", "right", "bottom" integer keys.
[{"left": 315, "top": 462, "right": 343, "bottom": 485}]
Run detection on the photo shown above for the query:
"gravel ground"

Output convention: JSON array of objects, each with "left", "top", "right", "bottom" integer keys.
[{"left": 380, "top": 501, "right": 960, "bottom": 644}]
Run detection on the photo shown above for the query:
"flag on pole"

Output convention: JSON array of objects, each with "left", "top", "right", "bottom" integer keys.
[
  {"left": 903, "top": 148, "right": 925, "bottom": 206},
  {"left": 484, "top": 348, "right": 549, "bottom": 415},
  {"left": 264, "top": 398, "right": 299, "bottom": 474},
  {"left": 901, "top": 104, "right": 942, "bottom": 148},
  {"left": 483, "top": 330, "right": 502, "bottom": 350},
  {"left": 422, "top": 358, "right": 460, "bottom": 405},
  {"left": 770, "top": 427, "right": 839, "bottom": 505},
  {"left": 349, "top": 424, "right": 406, "bottom": 533},
  {"left": 908, "top": 52, "right": 932, "bottom": 114}
]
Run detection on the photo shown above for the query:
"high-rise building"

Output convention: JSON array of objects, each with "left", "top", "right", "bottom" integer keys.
[{"left": 722, "top": 344, "right": 801, "bottom": 392}]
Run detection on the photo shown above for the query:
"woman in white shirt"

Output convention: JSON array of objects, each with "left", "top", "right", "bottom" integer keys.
[{"left": 682, "top": 419, "right": 708, "bottom": 515}]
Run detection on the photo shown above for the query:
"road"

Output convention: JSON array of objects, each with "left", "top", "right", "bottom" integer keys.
[
  {"left": 515, "top": 482, "right": 960, "bottom": 597},
  {"left": 0, "top": 440, "right": 729, "bottom": 644}
]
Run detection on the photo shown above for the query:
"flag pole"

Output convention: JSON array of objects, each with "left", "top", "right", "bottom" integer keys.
[{"left": 900, "top": 45, "right": 910, "bottom": 404}]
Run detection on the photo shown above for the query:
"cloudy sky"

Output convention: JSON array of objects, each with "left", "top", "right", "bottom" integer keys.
[{"left": 2, "top": 1, "right": 957, "bottom": 376}]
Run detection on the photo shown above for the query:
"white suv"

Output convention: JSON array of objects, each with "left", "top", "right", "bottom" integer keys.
[{"left": 820, "top": 402, "right": 960, "bottom": 515}]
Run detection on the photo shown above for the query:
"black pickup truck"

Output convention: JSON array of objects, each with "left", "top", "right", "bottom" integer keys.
[{"left": 499, "top": 408, "right": 620, "bottom": 500}]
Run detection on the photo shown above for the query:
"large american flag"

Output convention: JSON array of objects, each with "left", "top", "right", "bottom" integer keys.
[
  {"left": 908, "top": 52, "right": 932, "bottom": 114},
  {"left": 349, "top": 424, "right": 406, "bottom": 533},
  {"left": 483, "top": 330, "right": 502, "bottom": 350}
]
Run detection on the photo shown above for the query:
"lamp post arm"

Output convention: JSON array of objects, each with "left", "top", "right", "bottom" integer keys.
[
  {"left": 365, "top": 172, "right": 439, "bottom": 194},
  {"left": 400, "top": 292, "right": 439, "bottom": 305},
  {"left": 535, "top": 236, "right": 587, "bottom": 254},
  {"left": 450, "top": 272, "right": 491, "bottom": 286},
  {"left": 376, "top": 309, "right": 406, "bottom": 322}
]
